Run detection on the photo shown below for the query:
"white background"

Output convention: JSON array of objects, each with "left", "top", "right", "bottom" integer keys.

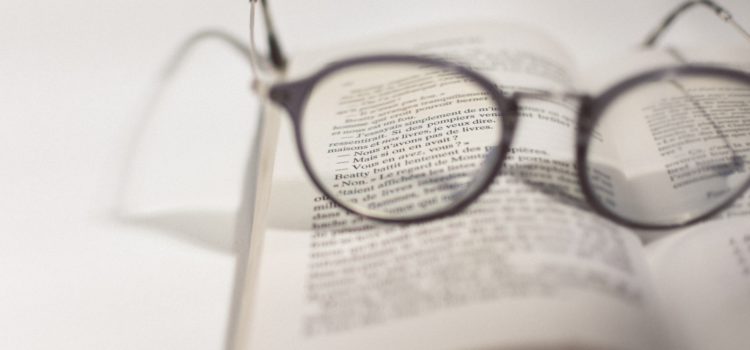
[{"left": 1, "top": 1, "right": 749, "bottom": 349}]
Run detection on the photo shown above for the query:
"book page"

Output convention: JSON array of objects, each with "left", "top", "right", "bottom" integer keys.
[
  {"left": 245, "top": 23, "right": 662, "bottom": 350},
  {"left": 646, "top": 217, "right": 750, "bottom": 350}
]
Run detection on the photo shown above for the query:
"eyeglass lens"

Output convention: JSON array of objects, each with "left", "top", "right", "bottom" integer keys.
[
  {"left": 298, "top": 61, "right": 505, "bottom": 221},
  {"left": 586, "top": 72, "right": 750, "bottom": 226}
]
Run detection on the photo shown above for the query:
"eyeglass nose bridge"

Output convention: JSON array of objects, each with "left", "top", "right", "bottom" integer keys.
[{"left": 508, "top": 90, "right": 596, "bottom": 141}]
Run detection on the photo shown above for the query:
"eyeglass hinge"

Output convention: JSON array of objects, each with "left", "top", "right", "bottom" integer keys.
[
  {"left": 718, "top": 9, "right": 732, "bottom": 22},
  {"left": 251, "top": 78, "right": 270, "bottom": 98}
]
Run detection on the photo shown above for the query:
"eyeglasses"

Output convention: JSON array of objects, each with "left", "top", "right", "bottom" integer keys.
[{"left": 247, "top": 0, "right": 750, "bottom": 229}]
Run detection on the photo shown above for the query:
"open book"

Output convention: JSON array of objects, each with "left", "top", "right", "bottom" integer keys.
[{"left": 234, "top": 22, "right": 750, "bottom": 350}]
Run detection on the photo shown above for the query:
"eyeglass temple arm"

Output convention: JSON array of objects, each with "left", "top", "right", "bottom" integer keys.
[
  {"left": 248, "top": 0, "right": 287, "bottom": 78},
  {"left": 260, "top": 0, "right": 287, "bottom": 70},
  {"left": 643, "top": 0, "right": 750, "bottom": 47}
]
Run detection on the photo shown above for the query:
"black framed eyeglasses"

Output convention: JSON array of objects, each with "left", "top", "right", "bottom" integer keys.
[{"left": 247, "top": 0, "right": 750, "bottom": 229}]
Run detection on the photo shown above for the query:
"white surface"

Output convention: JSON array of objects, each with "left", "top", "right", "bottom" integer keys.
[{"left": 1, "top": 1, "right": 749, "bottom": 349}]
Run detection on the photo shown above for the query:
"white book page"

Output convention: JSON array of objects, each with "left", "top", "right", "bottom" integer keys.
[
  {"left": 646, "top": 217, "right": 750, "bottom": 350},
  {"left": 245, "top": 22, "right": 661, "bottom": 350}
]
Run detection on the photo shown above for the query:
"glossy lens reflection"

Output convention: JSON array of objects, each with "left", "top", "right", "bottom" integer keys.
[
  {"left": 586, "top": 71, "right": 750, "bottom": 227},
  {"left": 299, "top": 60, "right": 505, "bottom": 221}
]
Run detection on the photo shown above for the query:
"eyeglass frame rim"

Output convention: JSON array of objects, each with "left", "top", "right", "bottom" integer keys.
[
  {"left": 577, "top": 64, "right": 750, "bottom": 230},
  {"left": 268, "top": 54, "right": 520, "bottom": 224},
  {"left": 266, "top": 53, "right": 750, "bottom": 228}
]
